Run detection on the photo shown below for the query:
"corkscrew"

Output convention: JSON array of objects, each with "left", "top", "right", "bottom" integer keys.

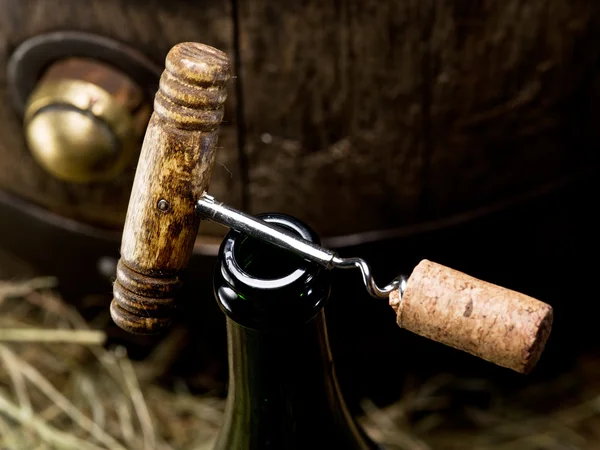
[{"left": 111, "top": 42, "right": 553, "bottom": 375}]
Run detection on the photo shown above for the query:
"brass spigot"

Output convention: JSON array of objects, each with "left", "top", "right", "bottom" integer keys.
[{"left": 24, "top": 58, "right": 151, "bottom": 183}]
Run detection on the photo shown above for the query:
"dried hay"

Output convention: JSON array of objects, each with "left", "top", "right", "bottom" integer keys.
[
  {"left": 0, "top": 278, "right": 222, "bottom": 450},
  {"left": 0, "top": 277, "right": 598, "bottom": 450}
]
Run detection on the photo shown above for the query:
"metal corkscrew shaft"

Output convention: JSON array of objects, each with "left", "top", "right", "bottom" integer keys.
[{"left": 196, "top": 194, "right": 406, "bottom": 299}]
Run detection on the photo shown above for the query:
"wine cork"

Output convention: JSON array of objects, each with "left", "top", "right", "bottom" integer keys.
[{"left": 389, "top": 260, "right": 553, "bottom": 374}]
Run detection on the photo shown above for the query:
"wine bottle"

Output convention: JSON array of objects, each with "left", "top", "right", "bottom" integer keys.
[{"left": 213, "top": 213, "right": 381, "bottom": 449}]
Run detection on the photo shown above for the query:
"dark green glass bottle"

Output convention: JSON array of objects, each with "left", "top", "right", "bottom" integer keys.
[{"left": 213, "top": 213, "right": 381, "bottom": 449}]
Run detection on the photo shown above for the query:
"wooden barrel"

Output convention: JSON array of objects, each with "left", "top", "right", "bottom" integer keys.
[{"left": 0, "top": 0, "right": 599, "bottom": 244}]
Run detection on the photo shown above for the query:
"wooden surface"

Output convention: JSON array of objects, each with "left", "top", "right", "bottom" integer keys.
[
  {"left": 0, "top": 0, "right": 241, "bottom": 234},
  {"left": 238, "top": 0, "right": 600, "bottom": 237},
  {"left": 389, "top": 260, "right": 553, "bottom": 374},
  {"left": 1, "top": 0, "right": 600, "bottom": 240},
  {"left": 112, "top": 43, "right": 231, "bottom": 335}
]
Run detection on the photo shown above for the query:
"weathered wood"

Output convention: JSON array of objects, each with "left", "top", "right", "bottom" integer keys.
[
  {"left": 425, "top": 1, "right": 600, "bottom": 219},
  {"left": 389, "top": 260, "right": 553, "bottom": 374},
  {"left": 0, "top": 0, "right": 240, "bottom": 234},
  {"left": 239, "top": 0, "right": 600, "bottom": 237},
  {"left": 2, "top": 0, "right": 600, "bottom": 243},
  {"left": 111, "top": 42, "right": 231, "bottom": 335}
]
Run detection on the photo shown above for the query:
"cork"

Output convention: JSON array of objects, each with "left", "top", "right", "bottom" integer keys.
[{"left": 389, "top": 260, "right": 553, "bottom": 374}]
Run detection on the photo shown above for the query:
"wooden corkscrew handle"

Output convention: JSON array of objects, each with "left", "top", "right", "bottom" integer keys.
[
  {"left": 110, "top": 43, "right": 230, "bottom": 334},
  {"left": 389, "top": 260, "right": 553, "bottom": 374}
]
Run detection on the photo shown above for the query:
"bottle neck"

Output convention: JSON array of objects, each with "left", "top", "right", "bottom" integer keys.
[
  {"left": 218, "top": 311, "right": 373, "bottom": 449},
  {"left": 213, "top": 213, "right": 378, "bottom": 449}
]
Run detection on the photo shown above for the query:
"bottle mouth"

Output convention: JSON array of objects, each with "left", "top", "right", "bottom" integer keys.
[
  {"left": 222, "top": 215, "right": 316, "bottom": 290},
  {"left": 215, "top": 213, "right": 330, "bottom": 329}
]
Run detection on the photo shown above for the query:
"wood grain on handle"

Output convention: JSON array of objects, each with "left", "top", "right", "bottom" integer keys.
[
  {"left": 389, "top": 260, "right": 553, "bottom": 374},
  {"left": 111, "top": 43, "right": 230, "bottom": 334}
]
